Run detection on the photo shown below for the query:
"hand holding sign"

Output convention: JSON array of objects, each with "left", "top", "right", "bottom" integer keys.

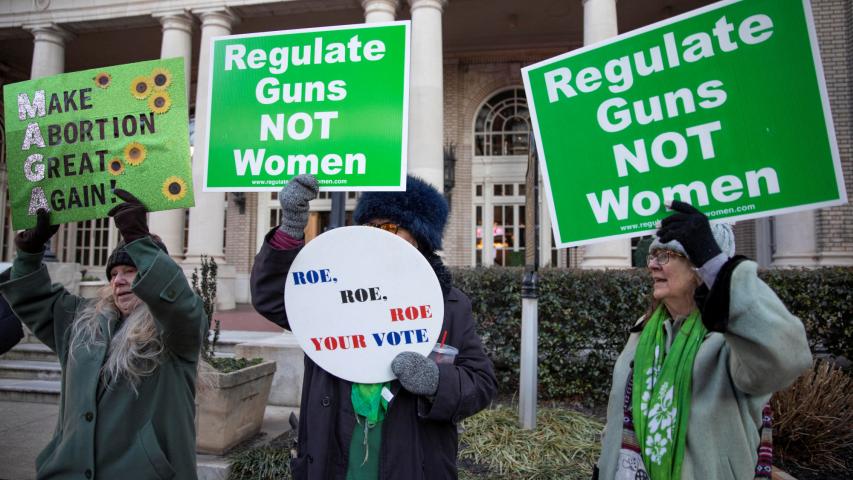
[
  {"left": 657, "top": 200, "right": 721, "bottom": 267},
  {"left": 278, "top": 174, "right": 319, "bottom": 240},
  {"left": 15, "top": 209, "right": 59, "bottom": 254},
  {"left": 108, "top": 189, "right": 150, "bottom": 243},
  {"left": 392, "top": 352, "right": 439, "bottom": 396}
]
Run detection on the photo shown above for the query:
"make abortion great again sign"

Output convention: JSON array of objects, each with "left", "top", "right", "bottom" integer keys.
[{"left": 284, "top": 226, "right": 444, "bottom": 384}]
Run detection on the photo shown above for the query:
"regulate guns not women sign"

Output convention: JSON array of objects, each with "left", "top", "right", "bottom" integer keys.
[
  {"left": 523, "top": 0, "right": 847, "bottom": 247},
  {"left": 205, "top": 22, "right": 410, "bottom": 192}
]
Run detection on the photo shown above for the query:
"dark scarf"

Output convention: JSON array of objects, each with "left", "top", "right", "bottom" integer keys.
[{"left": 424, "top": 251, "right": 452, "bottom": 298}]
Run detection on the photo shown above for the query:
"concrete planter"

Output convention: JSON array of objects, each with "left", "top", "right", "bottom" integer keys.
[
  {"left": 79, "top": 280, "right": 108, "bottom": 298},
  {"left": 234, "top": 332, "right": 305, "bottom": 407},
  {"left": 196, "top": 360, "right": 277, "bottom": 455}
]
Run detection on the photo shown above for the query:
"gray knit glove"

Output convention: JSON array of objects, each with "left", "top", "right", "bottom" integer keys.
[
  {"left": 278, "top": 174, "right": 319, "bottom": 240},
  {"left": 392, "top": 351, "right": 439, "bottom": 396}
]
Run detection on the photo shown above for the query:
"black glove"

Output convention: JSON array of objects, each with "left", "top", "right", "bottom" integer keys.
[
  {"left": 15, "top": 209, "right": 59, "bottom": 254},
  {"left": 108, "top": 189, "right": 149, "bottom": 243},
  {"left": 391, "top": 351, "right": 439, "bottom": 396},
  {"left": 278, "top": 174, "right": 319, "bottom": 240},
  {"left": 657, "top": 200, "right": 720, "bottom": 267}
]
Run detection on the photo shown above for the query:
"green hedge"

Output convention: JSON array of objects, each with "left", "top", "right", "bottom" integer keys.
[{"left": 451, "top": 266, "right": 853, "bottom": 405}]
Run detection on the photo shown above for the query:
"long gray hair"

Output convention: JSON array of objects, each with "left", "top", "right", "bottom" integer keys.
[{"left": 69, "top": 285, "right": 163, "bottom": 394}]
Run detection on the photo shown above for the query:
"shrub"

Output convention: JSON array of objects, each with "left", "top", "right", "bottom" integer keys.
[
  {"left": 771, "top": 360, "right": 853, "bottom": 474},
  {"left": 191, "top": 255, "right": 219, "bottom": 361},
  {"left": 228, "top": 446, "right": 292, "bottom": 480},
  {"left": 458, "top": 405, "right": 603, "bottom": 479},
  {"left": 761, "top": 267, "right": 853, "bottom": 360},
  {"left": 452, "top": 266, "right": 853, "bottom": 403}
]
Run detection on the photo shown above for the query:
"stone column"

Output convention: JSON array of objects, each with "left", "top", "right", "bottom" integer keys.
[
  {"left": 771, "top": 211, "right": 818, "bottom": 266},
  {"left": 25, "top": 23, "right": 73, "bottom": 79},
  {"left": 579, "top": 0, "right": 631, "bottom": 268},
  {"left": 363, "top": 0, "right": 398, "bottom": 22},
  {"left": 150, "top": 10, "right": 194, "bottom": 259},
  {"left": 582, "top": 0, "right": 617, "bottom": 44},
  {"left": 407, "top": 0, "right": 447, "bottom": 189},
  {"left": 185, "top": 8, "right": 239, "bottom": 309}
]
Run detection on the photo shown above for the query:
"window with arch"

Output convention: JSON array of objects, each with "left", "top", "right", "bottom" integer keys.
[
  {"left": 474, "top": 87, "right": 530, "bottom": 157},
  {"left": 471, "top": 87, "right": 572, "bottom": 267}
]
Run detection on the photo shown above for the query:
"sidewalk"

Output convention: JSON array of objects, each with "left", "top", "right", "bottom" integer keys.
[
  {"left": 0, "top": 401, "right": 57, "bottom": 480},
  {"left": 0, "top": 400, "right": 296, "bottom": 480},
  {"left": 215, "top": 303, "right": 283, "bottom": 333}
]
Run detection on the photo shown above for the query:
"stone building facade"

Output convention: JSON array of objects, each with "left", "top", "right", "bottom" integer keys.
[{"left": 0, "top": 0, "right": 851, "bottom": 310}]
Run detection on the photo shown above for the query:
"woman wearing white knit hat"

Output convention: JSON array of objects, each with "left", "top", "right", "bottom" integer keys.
[{"left": 595, "top": 200, "right": 812, "bottom": 480}]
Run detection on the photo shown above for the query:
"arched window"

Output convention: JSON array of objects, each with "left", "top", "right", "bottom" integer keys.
[
  {"left": 470, "top": 87, "right": 572, "bottom": 268},
  {"left": 471, "top": 88, "right": 530, "bottom": 266},
  {"left": 474, "top": 87, "right": 530, "bottom": 157}
]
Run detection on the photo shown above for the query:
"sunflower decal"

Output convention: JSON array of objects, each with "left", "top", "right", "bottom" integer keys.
[
  {"left": 94, "top": 72, "right": 112, "bottom": 89},
  {"left": 130, "top": 76, "right": 153, "bottom": 99},
  {"left": 151, "top": 68, "right": 172, "bottom": 90},
  {"left": 124, "top": 142, "right": 147, "bottom": 166},
  {"left": 108, "top": 158, "right": 125, "bottom": 176},
  {"left": 162, "top": 176, "right": 188, "bottom": 201},
  {"left": 148, "top": 91, "right": 172, "bottom": 114}
]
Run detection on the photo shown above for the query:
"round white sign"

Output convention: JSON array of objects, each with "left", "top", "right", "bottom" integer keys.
[{"left": 284, "top": 226, "right": 445, "bottom": 384}]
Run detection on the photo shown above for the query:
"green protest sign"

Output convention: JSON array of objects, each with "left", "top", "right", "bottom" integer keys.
[
  {"left": 522, "top": 0, "right": 847, "bottom": 248},
  {"left": 205, "top": 21, "right": 410, "bottom": 191},
  {"left": 4, "top": 57, "right": 193, "bottom": 230}
]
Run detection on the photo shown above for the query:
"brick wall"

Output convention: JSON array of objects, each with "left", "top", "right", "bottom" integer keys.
[
  {"left": 224, "top": 192, "right": 258, "bottom": 274},
  {"left": 813, "top": 0, "right": 853, "bottom": 256},
  {"left": 733, "top": 220, "right": 757, "bottom": 260},
  {"left": 443, "top": 53, "right": 552, "bottom": 266}
]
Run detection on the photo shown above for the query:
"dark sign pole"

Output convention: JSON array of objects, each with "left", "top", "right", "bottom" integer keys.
[{"left": 328, "top": 192, "right": 347, "bottom": 230}]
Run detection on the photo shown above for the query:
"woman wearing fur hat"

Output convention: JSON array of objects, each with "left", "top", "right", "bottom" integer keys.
[
  {"left": 251, "top": 174, "right": 497, "bottom": 479},
  {"left": 595, "top": 201, "right": 811, "bottom": 480},
  {"left": 0, "top": 190, "right": 206, "bottom": 480}
]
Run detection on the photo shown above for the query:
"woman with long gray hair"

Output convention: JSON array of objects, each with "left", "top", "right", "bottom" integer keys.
[{"left": 0, "top": 190, "right": 207, "bottom": 480}]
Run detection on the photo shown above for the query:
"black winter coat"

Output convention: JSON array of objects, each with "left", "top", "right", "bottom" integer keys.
[
  {"left": 0, "top": 268, "right": 23, "bottom": 355},
  {"left": 250, "top": 230, "right": 497, "bottom": 480}
]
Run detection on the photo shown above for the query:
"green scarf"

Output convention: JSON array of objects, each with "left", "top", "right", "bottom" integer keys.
[
  {"left": 632, "top": 305, "right": 706, "bottom": 480},
  {"left": 351, "top": 382, "right": 390, "bottom": 425},
  {"left": 348, "top": 382, "right": 390, "bottom": 475}
]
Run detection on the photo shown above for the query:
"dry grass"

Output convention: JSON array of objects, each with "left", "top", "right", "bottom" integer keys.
[
  {"left": 771, "top": 360, "right": 853, "bottom": 474},
  {"left": 459, "top": 405, "right": 604, "bottom": 479}
]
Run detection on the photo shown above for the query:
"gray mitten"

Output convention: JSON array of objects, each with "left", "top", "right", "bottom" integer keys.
[
  {"left": 278, "top": 174, "right": 319, "bottom": 239},
  {"left": 392, "top": 351, "right": 439, "bottom": 396}
]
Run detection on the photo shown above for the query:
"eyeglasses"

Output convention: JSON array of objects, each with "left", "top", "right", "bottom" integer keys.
[
  {"left": 363, "top": 222, "right": 400, "bottom": 234},
  {"left": 646, "top": 250, "right": 686, "bottom": 266}
]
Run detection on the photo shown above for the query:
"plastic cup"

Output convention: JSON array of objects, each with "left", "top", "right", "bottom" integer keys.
[{"left": 429, "top": 344, "right": 459, "bottom": 365}]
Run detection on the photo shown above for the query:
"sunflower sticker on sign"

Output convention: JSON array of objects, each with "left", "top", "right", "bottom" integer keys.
[{"left": 3, "top": 57, "right": 194, "bottom": 229}]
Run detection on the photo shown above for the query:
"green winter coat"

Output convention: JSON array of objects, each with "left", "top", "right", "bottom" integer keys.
[
  {"left": 597, "top": 260, "right": 812, "bottom": 479},
  {"left": 0, "top": 237, "right": 207, "bottom": 480}
]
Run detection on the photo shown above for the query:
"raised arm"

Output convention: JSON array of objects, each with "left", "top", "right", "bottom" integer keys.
[
  {"left": 658, "top": 201, "right": 811, "bottom": 395},
  {"left": 250, "top": 174, "right": 318, "bottom": 329},
  {"left": 703, "top": 258, "right": 811, "bottom": 395},
  {"left": 109, "top": 190, "right": 206, "bottom": 361},
  {"left": 250, "top": 230, "right": 301, "bottom": 329},
  {"left": 0, "top": 210, "right": 81, "bottom": 357}
]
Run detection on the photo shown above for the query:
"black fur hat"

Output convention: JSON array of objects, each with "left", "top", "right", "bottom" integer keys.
[
  {"left": 105, "top": 237, "right": 168, "bottom": 280},
  {"left": 353, "top": 176, "right": 448, "bottom": 252}
]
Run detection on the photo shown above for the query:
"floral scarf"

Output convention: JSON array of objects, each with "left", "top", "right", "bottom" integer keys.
[{"left": 632, "top": 305, "right": 706, "bottom": 480}]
